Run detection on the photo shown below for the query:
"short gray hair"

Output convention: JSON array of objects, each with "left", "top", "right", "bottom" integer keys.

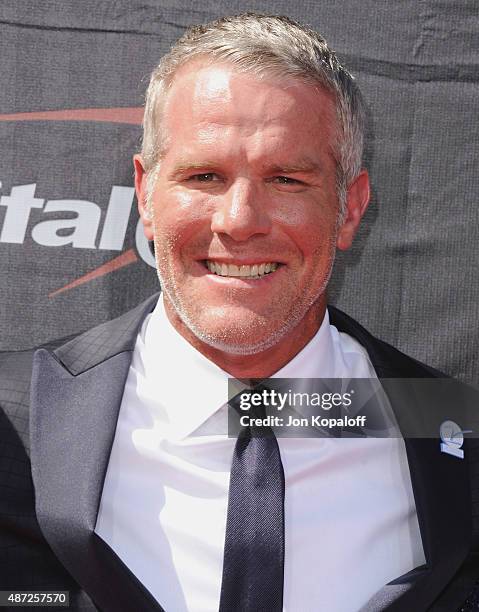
[{"left": 141, "top": 13, "right": 366, "bottom": 213}]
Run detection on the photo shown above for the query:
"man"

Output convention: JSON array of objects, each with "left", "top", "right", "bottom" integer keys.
[{"left": 1, "top": 13, "right": 477, "bottom": 612}]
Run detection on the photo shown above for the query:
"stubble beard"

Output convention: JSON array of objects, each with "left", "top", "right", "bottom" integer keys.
[{"left": 152, "top": 231, "right": 339, "bottom": 357}]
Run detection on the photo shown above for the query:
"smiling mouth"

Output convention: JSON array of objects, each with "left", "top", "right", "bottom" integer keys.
[{"left": 204, "top": 260, "right": 281, "bottom": 279}]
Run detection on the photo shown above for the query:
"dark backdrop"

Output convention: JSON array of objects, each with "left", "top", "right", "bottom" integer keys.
[{"left": 0, "top": 1, "right": 477, "bottom": 385}]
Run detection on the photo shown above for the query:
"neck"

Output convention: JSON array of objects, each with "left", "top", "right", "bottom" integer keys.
[{"left": 163, "top": 298, "right": 327, "bottom": 378}]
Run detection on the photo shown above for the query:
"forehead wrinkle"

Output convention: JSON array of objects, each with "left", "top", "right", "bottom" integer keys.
[{"left": 195, "top": 122, "right": 237, "bottom": 146}]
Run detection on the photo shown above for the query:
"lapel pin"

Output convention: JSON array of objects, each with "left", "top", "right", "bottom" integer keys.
[{"left": 439, "top": 420, "right": 472, "bottom": 459}]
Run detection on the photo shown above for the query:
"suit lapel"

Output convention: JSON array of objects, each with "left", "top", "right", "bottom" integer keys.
[
  {"left": 329, "top": 306, "right": 472, "bottom": 611},
  {"left": 30, "top": 294, "right": 163, "bottom": 612}
]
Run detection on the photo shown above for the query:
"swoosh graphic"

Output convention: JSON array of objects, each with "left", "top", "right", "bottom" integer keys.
[
  {"left": 0, "top": 107, "right": 142, "bottom": 124},
  {"left": 49, "top": 248, "right": 138, "bottom": 297}
]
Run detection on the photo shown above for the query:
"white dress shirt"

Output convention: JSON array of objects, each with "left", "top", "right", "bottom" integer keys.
[{"left": 95, "top": 296, "right": 425, "bottom": 612}]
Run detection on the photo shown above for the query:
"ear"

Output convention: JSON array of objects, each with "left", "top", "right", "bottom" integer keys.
[
  {"left": 134, "top": 154, "right": 154, "bottom": 241},
  {"left": 336, "top": 169, "right": 370, "bottom": 251}
]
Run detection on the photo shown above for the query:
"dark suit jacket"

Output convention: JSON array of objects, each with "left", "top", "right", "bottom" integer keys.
[{"left": 1, "top": 293, "right": 478, "bottom": 611}]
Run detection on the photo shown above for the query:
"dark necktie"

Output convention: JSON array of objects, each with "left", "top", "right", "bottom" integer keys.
[{"left": 219, "top": 388, "right": 285, "bottom": 612}]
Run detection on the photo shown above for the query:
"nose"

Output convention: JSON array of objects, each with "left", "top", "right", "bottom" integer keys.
[{"left": 210, "top": 179, "right": 271, "bottom": 242}]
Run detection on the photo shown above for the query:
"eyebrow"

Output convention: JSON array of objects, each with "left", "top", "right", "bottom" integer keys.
[
  {"left": 169, "top": 161, "right": 220, "bottom": 179},
  {"left": 265, "top": 161, "right": 323, "bottom": 175}
]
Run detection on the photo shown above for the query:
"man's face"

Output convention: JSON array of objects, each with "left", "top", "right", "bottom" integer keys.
[{"left": 136, "top": 62, "right": 368, "bottom": 355}]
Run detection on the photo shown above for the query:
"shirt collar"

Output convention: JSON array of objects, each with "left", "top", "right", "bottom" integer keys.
[
  {"left": 140, "top": 296, "right": 229, "bottom": 440},
  {"left": 271, "top": 308, "right": 336, "bottom": 379},
  {"left": 140, "top": 296, "right": 340, "bottom": 439}
]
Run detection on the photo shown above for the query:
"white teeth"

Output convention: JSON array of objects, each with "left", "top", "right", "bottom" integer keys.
[{"left": 205, "top": 261, "right": 280, "bottom": 278}]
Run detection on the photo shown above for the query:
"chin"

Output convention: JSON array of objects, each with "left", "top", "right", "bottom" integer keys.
[{"left": 180, "top": 309, "right": 297, "bottom": 356}]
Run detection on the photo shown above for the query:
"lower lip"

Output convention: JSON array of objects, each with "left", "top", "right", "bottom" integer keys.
[{"left": 198, "top": 262, "right": 285, "bottom": 288}]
